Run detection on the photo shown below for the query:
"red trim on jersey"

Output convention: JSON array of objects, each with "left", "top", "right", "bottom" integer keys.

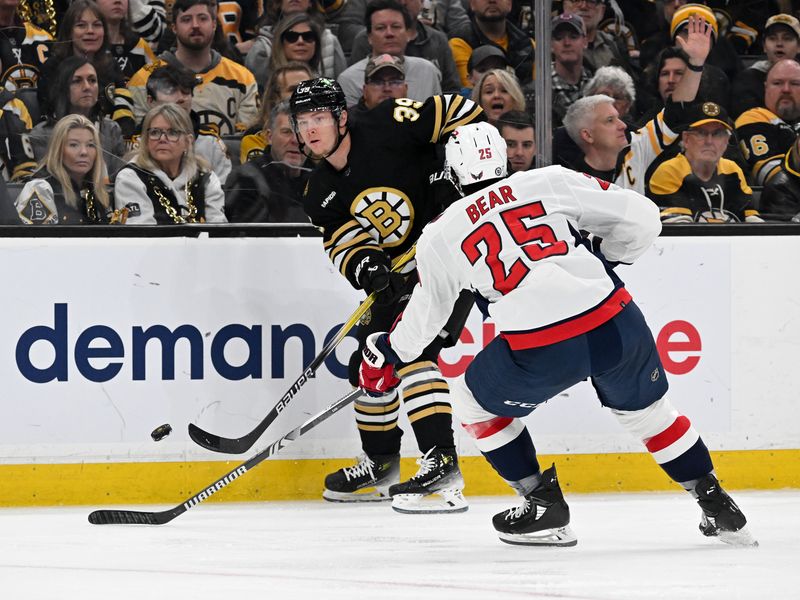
[
  {"left": 645, "top": 416, "right": 691, "bottom": 453},
  {"left": 462, "top": 417, "right": 514, "bottom": 440},
  {"left": 500, "top": 288, "right": 633, "bottom": 350}
]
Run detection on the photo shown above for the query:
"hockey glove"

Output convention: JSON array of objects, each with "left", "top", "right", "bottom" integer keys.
[
  {"left": 356, "top": 256, "right": 406, "bottom": 306},
  {"left": 359, "top": 333, "right": 401, "bottom": 396}
]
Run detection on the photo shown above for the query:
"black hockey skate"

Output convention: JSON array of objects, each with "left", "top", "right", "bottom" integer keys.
[
  {"left": 388, "top": 447, "right": 468, "bottom": 514},
  {"left": 322, "top": 453, "right": 400, "bottom": 502},
  {"left": 493, "top": 464, "right": 577, "bottom": 547},
  {"left": 695, "top": 474, "right": 758, "bottom": 547}
]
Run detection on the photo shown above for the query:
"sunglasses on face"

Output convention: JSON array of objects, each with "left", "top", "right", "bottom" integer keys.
[{"left": 282, "top": 30, "right": 317, "bottom": 44}]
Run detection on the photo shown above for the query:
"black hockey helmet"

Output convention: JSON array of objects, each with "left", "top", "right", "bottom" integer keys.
[{"left": 289, "top": 77, "right": 347, "bottom": 125}]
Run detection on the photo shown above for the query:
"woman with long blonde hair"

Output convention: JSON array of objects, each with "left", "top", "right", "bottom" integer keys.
[
  {"left": 113, "top": 103, "right": 227, "bottom": 224},
  {"left": 471, "top": 69, "right": 527, "bottom": 125},
  {"left": 14, "top": 115, "right": 112, "bottom": 224}
]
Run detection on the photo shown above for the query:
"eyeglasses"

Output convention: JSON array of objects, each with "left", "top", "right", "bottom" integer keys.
[
  {"left": 686, "top": 128, "right": 730, "bottom": 140},
  {"left": 147, "top": 127, "right": 184, "bottom": 142},
  {"left": 564, "top": 0, "right": 602, "bottom": 6},
  {"left": 366, "top": 78, "right": 405, "bottom": 88},
  {"left": 282, "top": 30, "right": 317, "bottom": 44}
]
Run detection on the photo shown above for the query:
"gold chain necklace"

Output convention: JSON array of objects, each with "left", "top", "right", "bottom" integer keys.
[
  {"left": 150, "top": 177, "right": 200, "bottom": 224},
  {"left": 81, "top": 187, "right": 98, "bottom": 222}
]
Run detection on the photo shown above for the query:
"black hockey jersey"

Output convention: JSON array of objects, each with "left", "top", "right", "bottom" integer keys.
[
  {"left": 647, "top": 153, "right": 759, "bottom": 223},
  {"left": 0, "top": 21, "right": 52, "bottom": 91},
  {"left": 303, "top": 95, "right": 483, "bottom": 290},
  {"left": 734, "top": 107, "right": 797, "bottom": 186}
]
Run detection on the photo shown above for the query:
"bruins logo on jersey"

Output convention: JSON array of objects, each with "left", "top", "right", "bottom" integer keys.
[
  {"left": 351, "top": 187, "right": 414, "bottom": 248},
  {"left": 2, "top": 64, "right": 39, "bottom": 91}
]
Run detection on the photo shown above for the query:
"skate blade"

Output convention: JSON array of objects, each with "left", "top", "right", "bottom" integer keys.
[
  {"left": 322, "top": 488, "right": 392, "bottom": 503},
  {"left": 717, "top": 526, "right": 759, "bottom": 548},
  {"left": 391, "top": 488, "right": 469, "bottom": 514},
  {"left": 498, "top": 525, "right": 578, "bottom": 547}
]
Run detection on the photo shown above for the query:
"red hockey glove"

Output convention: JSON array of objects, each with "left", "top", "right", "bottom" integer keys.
[{"left": 359, "top": 333, "right": 401, "bottom": 396}]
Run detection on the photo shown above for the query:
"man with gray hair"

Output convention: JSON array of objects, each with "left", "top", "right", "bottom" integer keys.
[
  {"left": 560, "top": 13, "right": 711, "bottom": 194},
  {"left": 223, "top": 101, "right": 312, "bottom": 223}
]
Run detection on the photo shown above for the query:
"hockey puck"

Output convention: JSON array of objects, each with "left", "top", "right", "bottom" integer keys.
[{"left": 151, "top": 423, "right": 172, "bottom": 441}]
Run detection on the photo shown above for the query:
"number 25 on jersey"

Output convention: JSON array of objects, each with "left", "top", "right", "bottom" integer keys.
[{"left": 460, "top": 201, "right": 568, "bottom": 294}]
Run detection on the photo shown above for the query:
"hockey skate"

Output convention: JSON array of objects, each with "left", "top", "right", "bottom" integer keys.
[
  {"left": 493, "top": 464, "right": 577, "bottom": 547},
  {"left": 322, "top": 453, "right": 400, "bottom": 502},
  {"left": 388, "top": 447, "right": 468, "bottom": 514},
  {"left": 694, "top": 474, "right": 758, "bottom": 547}
]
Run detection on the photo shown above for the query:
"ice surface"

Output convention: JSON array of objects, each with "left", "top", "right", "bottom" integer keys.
[{"left": 2, "top": 491, "right": 797, "bottom": 599}]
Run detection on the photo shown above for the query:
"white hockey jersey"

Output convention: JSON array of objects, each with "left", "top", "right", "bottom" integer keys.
[
  {"left": 389, "top": 165, "right": 661, "bottom": 362},
  {"left": 615, "top": 109, "right": 680, "bottom": 195}
]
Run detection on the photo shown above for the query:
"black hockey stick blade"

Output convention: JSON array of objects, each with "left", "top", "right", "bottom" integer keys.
[
  {"left": 88, "top": 388, "right": 362, "bottom": 526},
  {"left": 186, "top": 246, "right": 417, "bottom": 455},
  {"left": 88, "top": 508, "right": 175, "bottom": 525}
]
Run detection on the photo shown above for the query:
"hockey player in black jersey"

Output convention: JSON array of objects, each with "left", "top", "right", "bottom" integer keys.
[{"left": 289, "top": 77, "right": 483, "bottom": 513}]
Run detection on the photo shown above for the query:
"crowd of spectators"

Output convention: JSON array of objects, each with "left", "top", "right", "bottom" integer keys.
[{"left": 1, "top": 0, "right": 799, "bottom": 225}]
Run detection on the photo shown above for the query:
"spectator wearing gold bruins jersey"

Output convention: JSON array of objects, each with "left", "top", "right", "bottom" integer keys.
[
  {"left": 649, "top": 102, "right": 761, "bottom": 224},
  {"left": 291, "top": 78, "right": 482, "bottom": 511},
  {"left": 0, "top": 1, "right": 52, "bottom": 91},
  {"left": 735, "top": 59, "right": 800, "bottom": 186},
  {"left": 127, "top": 0, "right": 258, "bottom": 136}
]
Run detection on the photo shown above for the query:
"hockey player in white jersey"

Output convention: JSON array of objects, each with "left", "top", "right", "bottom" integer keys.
[{"left": 357, "top": 122, "right": 757, "bottom": 547}]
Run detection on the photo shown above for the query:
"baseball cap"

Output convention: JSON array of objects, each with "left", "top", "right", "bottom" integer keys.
[
  {"left": 765, "top": 14, "right": 800, "bottom": 40},
  {"left": 552, "top": 13, "right": 585, "bottom": 36},
  {"left": 365, "top": 54, "right": 405, "bottom": 81},
  {"left": 467, "top": 45, "right": 510, "bottom": 72},
  {"left": 686, "top": 101, "right": 733, "bottom": 130},
  {"left": 670, "top": 3, "right": 718, "bottom": 41}
]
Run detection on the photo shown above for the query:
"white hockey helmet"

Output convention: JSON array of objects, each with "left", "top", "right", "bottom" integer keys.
[{"left": 445, "top": 122, "right": 508, "bottom": 190}]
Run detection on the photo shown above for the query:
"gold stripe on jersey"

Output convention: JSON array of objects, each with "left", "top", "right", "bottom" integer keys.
[
  {"left": 430, "top": 95, "right": 443, "bottom": 143},
  {"left": 24, "top": 22, "right": 53, "bottom": 42},
  {"left": 440, "top": 96, "right": 484, "bottom": 137},
  {"left": 752, "top": 157, "right": 782, "bottom": 186},
  {"left": 239, "top": 132, "right": 266, "bottom": 164},
  {"left": 328, "top": 229, "right": 374, "bottom": 263},
  {"left": 323, "top": 219, "right": 378, "bottom": 275},
  {"left": 784, "top": 149, "right": 800, "bottom": 178},
  {"left": 648, "top": 153, "right": 692, "bottom": 196},
  {"left": 659, "top": 207, "right": 693, "bottom": 220},
  {"left": 5, "top": 98, "right": 32, "bottom": 129}
]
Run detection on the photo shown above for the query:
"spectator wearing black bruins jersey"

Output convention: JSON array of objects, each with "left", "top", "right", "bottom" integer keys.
[
  {"left": 96, "top": 0, "right": 158, "bottom": 82},
  {"left": 290, "top": 78, "right": 483, "bottom": 512},
  {"left": 735, "top": 59, "right": 800, "bottom": 187},
  {"left": 0, "top": 89, "right": 36, "bottom": 180},
  {"left": 127, "top": 0, "right": 258, "bottom": 136},
  {"left": 0, "top": 0, "right": 52, "bottom": 91},
  {"left": 648, "top": 102, "right": 761, "bottom": 224}
]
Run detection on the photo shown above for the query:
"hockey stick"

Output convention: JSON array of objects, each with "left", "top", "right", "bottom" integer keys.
[
  {"left": 187, "top": 244, "right": 417, "bottom": 454},
  {"left": 88, "top": 388, "right": 362, "bottom": 525}
]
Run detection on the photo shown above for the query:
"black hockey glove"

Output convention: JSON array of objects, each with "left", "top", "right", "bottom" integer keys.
[{"left": 356, "top": 256, "right": 406, "bottom": 306}]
